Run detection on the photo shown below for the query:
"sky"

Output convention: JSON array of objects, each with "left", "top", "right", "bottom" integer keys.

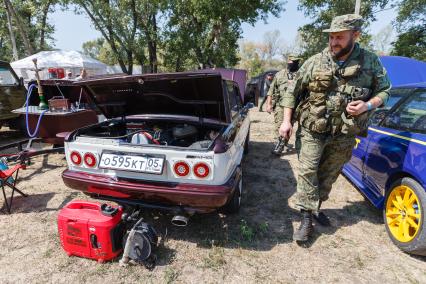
[{"left": 50, "top": 2, "right": 397, "bottom": 52}]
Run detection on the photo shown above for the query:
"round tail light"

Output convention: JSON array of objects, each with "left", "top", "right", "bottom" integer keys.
[
  {"left": 193, "top": 162, "right": 210, "bottom": 178},
  {"left": 174, "top": 161, "right": 190, "bottom": 177},
  {"left": 70, "top": 151, "right": 82, "bottom": 166},
  {"left": 84, "top": 152, "right": 97, "bottom": 168}
]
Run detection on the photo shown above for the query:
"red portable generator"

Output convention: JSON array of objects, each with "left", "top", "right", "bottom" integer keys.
[{"left": 57, "top": 200, "right": 125, "bottom": 262}]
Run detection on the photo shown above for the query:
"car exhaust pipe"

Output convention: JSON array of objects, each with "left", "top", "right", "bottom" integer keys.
[{"left": 171, "top": 215, "right": 189, "bottom": 227}]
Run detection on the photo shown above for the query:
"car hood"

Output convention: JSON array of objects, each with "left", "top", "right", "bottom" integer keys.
[{"left": 74, "top": 72, "right": 229, "bottom": 123}]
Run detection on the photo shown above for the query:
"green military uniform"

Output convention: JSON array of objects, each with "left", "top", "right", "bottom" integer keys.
[
  {"left": 267, "top": 55, "right": 301, "bottom": 140},
  {"left": 281, "top": 14, "right": 391, "bottom": 212},
  {"left": 267, "top": 69, "right": 290, "bottom": 139}
]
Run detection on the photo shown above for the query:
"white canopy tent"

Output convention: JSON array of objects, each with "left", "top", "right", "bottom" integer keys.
[{"left": 11, "top": 50, "right": 108, "bottom": 81}]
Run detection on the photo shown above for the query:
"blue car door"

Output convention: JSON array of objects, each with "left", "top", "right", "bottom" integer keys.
[
  {"left": 344, "top": 89, "right": 409, "bottom": 202},
  {"left": 362, "top": 89, "right": 426, "bottom": 207}
]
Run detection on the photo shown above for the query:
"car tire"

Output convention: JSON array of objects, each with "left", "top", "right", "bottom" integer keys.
[
  {"left": 243, "top": 131, "right": 249, "bottom": 155},
  {"left": 222, "top": 171, "right": 242, "bottom": 214},
  {"left": 384, "top": 177, "right": 426, "bottom": 256}
]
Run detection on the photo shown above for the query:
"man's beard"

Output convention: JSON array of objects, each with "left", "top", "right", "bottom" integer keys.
[{"left": 331, "top": 38, "right": 354, "bottom": 59}]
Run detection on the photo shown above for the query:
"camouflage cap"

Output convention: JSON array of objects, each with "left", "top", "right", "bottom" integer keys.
[
  {"left": 323, "top": 14, "right": 364, "bottom": 33},
  {"left": 287, "top": 54, "right": 302, "bottom": 61}
]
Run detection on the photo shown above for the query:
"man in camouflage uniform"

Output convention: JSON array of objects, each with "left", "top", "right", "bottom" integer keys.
[
  {"left": 279, "top": 14, "right": 391, "bottom": 242},
  {"left": 259, "top": 73, "right": 274, "bottom": 112},
  {"left": 265, "top": 55, "right": 302, "bottom": 155}
]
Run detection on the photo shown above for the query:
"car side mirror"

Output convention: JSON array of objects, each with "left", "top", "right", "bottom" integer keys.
[
  {"left": 241, "top": 102, "right": 254, "bottom": 117},
  {"left": 244, "top": 102, "right": 254, "bottom": 109},
  {"left": 369, "top": 109, "right": 389, "bottom": 126},
  {"left": 385, "top": 113, "right": 400, "bottom": 126}
]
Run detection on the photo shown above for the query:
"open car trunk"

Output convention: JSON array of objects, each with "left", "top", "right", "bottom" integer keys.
[
  {"left": 67, "top": 72, "right": 232, "bottom": 150},
  {"left": 69, "top": 116, "right": 225, "bottom": 150}
]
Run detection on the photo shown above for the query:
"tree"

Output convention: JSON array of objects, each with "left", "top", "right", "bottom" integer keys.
[
  {"left": 163, "top": 0, "right": 284, "bottom": 70},
  {"left": 391, "top": 0, "right": 426, "bottom": 61},
  {"left": 238, "top": 40, "right": 264, "bottom": 77},
  {"left": 0, "top": 0, "right": 60, "bottom": 61},
  {"left": 75, "top": 1, "right": 284, "bottom": 73},
  {"left": 82, "top": 38, "right": 119, "bottom": 65},
  {"left": 4, "top": 0, "right": 35, "bottom": 56},
  {"left": 261, "top": 30, "right": 284, "bottom": 61},
  {"left": 3, "top": 1, "right": 18, "bottom": 60},
  {"left": 237, "top": 31, "right": 288, "bottom": 77},
  {"left": 297, "top": 0, "right": 391, "bottom": 58},
  {"left": 134, "top": 0, "right": 162, "bottom": 73},
  {"left": 371, "top": 24, "right": 394, "bottom": 55},
  {"left": 72, "top": 0, "right": 140, "bottom": 74}
]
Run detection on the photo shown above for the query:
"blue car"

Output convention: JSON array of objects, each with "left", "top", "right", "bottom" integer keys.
[{"left": 343, "top": 82, "right": 426, "bottom": 256}]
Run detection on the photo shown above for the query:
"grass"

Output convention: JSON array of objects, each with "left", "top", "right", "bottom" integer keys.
[
  {"left": 43, "top": 247, "right": 54, "bottom": 258},
  {"left": 203, "top": 246, "right": 226, "bottom": 270},
  {"left": 259, "top": 221, "right": 269, "bottom": 234},
  {"left": 240, "top": 219, "right": 255, "bottom": 242},
  {"left": 164, "top": 267, "right": 179, "bottom": 284},
  {"left": 354, "top": 254, "right": 365, "bottom": 269}
]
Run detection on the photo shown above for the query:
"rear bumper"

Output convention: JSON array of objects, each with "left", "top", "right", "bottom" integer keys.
[{"left": 62, "top": 168, "right": 241, "bottom": 213}]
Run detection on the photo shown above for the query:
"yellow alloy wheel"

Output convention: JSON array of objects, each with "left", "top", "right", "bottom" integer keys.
[{"left": 386, "top": 185, "right": 422, "bottom": 243}]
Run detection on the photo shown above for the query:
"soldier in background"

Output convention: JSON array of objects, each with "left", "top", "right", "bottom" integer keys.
[
  {"left": 259, "top": 72, "right": 274, "bottom": 112},
  {"left": 265, "top": 54, "right": 302, "bottom": 155},
  {"left": 279, "top": 14, "right": 391, "bottom": 242}
]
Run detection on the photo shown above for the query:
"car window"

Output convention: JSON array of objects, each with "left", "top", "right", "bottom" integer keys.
[
  {"left": 383, "top": 90, "right": 426, "bottom": 134},
  {"left": 369, "top": 88, "right": 411, "bottom": 126},
  {"left": 0, "top": 67, "right": 18, "bottom": 86},
  {"left": 226, "top": 81, "right": 241, "bottom": 118},
  {"left": 234, "top": 86, "right": 242, "bottom": 108}
]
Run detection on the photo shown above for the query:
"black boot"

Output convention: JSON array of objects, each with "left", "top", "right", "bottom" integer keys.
[
  {"left": 313, "top": 211, "right": 331, "bottom": 227},
  {"left": 293, "top": 210, "right": 314, "bottom": 242},
  {"left": 313, "top": 201, "right": 331, "bottom": 227}
]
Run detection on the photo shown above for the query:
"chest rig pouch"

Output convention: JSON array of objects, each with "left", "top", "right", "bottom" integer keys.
[
  {"left": 300, "top": 53, "right": 336, "bottom": 133},
  {"left": 300, "top": 49, "right": 371, "bottom": 136},
  {"left": 338, "top": 50, "right": 373, "bottom": 137}
]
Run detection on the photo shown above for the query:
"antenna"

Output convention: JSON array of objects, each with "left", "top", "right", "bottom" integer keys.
[{"left": 355, "top": 0, "right": 361, "bottom": 15}]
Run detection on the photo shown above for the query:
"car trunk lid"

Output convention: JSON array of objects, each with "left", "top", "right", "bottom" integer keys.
[{"left": 74, "top": 72, "right": 229, "bottom": 123}]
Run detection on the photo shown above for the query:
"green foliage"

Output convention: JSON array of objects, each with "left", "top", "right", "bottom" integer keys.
[
  {"left": 162, "top": 0, "right": 285, "bottom": 71},
  {"left": 297, "top": 0, "right": 391, "bottom": 58},
  {"left": 391, "top": 0, "right": 426, "bottom": 61},
  {"left": 82, "top": 38, "right": 118, "bottom": 65},
  {"left": 2, "top": 0, "right": 284, "bottom": 72},
  {"left": 0, "top": 6, "right": 13, "bottom": 61},
  {"left": 82, "top": 38, "right": 105, "bottom": 61},
  {"left": 0, "top": 0, "right": 61, "bottom": 61},
  {"left": 237, "top": 38, "right": 285, "bottom": 77},
  {"left": 239, "top": 219, "right": 255, "bottom": 242},
  {"left": 72, "top": 0, "right": 142, "bottom": 74},
  {"left": 391, "top": 26, "right": 426, "bottom": 61}
]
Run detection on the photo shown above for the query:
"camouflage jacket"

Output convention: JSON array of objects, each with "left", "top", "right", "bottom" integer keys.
[
  {"left": 266, "top": 68, "right": 296, "bottom": 109},
  {"left": 281, "top": 43, "right": 391, "bottom": 109},
  {"left": 281, "top": 43, "right": 391, "bottom": 136}
]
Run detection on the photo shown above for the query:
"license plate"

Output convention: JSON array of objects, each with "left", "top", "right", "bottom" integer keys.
[{"left": 99, "top": 153, "right": 164, "bottom": 174}]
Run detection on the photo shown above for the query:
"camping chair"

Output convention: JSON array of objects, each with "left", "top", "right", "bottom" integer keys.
[{"left": 0, "top": 162, "right": 27, "bottom": 214}]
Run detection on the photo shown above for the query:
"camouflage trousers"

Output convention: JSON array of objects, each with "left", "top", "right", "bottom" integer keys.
[
  {"left": 273, "top": 106, "right": 284, "bottom": 140},
  {"left": 294, "top": 127, "right": 356, "bottom": 211}
]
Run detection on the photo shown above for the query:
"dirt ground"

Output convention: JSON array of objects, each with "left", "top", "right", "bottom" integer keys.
[{"left": 0, "top": 108, "right": 425, "bottom": 284}]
